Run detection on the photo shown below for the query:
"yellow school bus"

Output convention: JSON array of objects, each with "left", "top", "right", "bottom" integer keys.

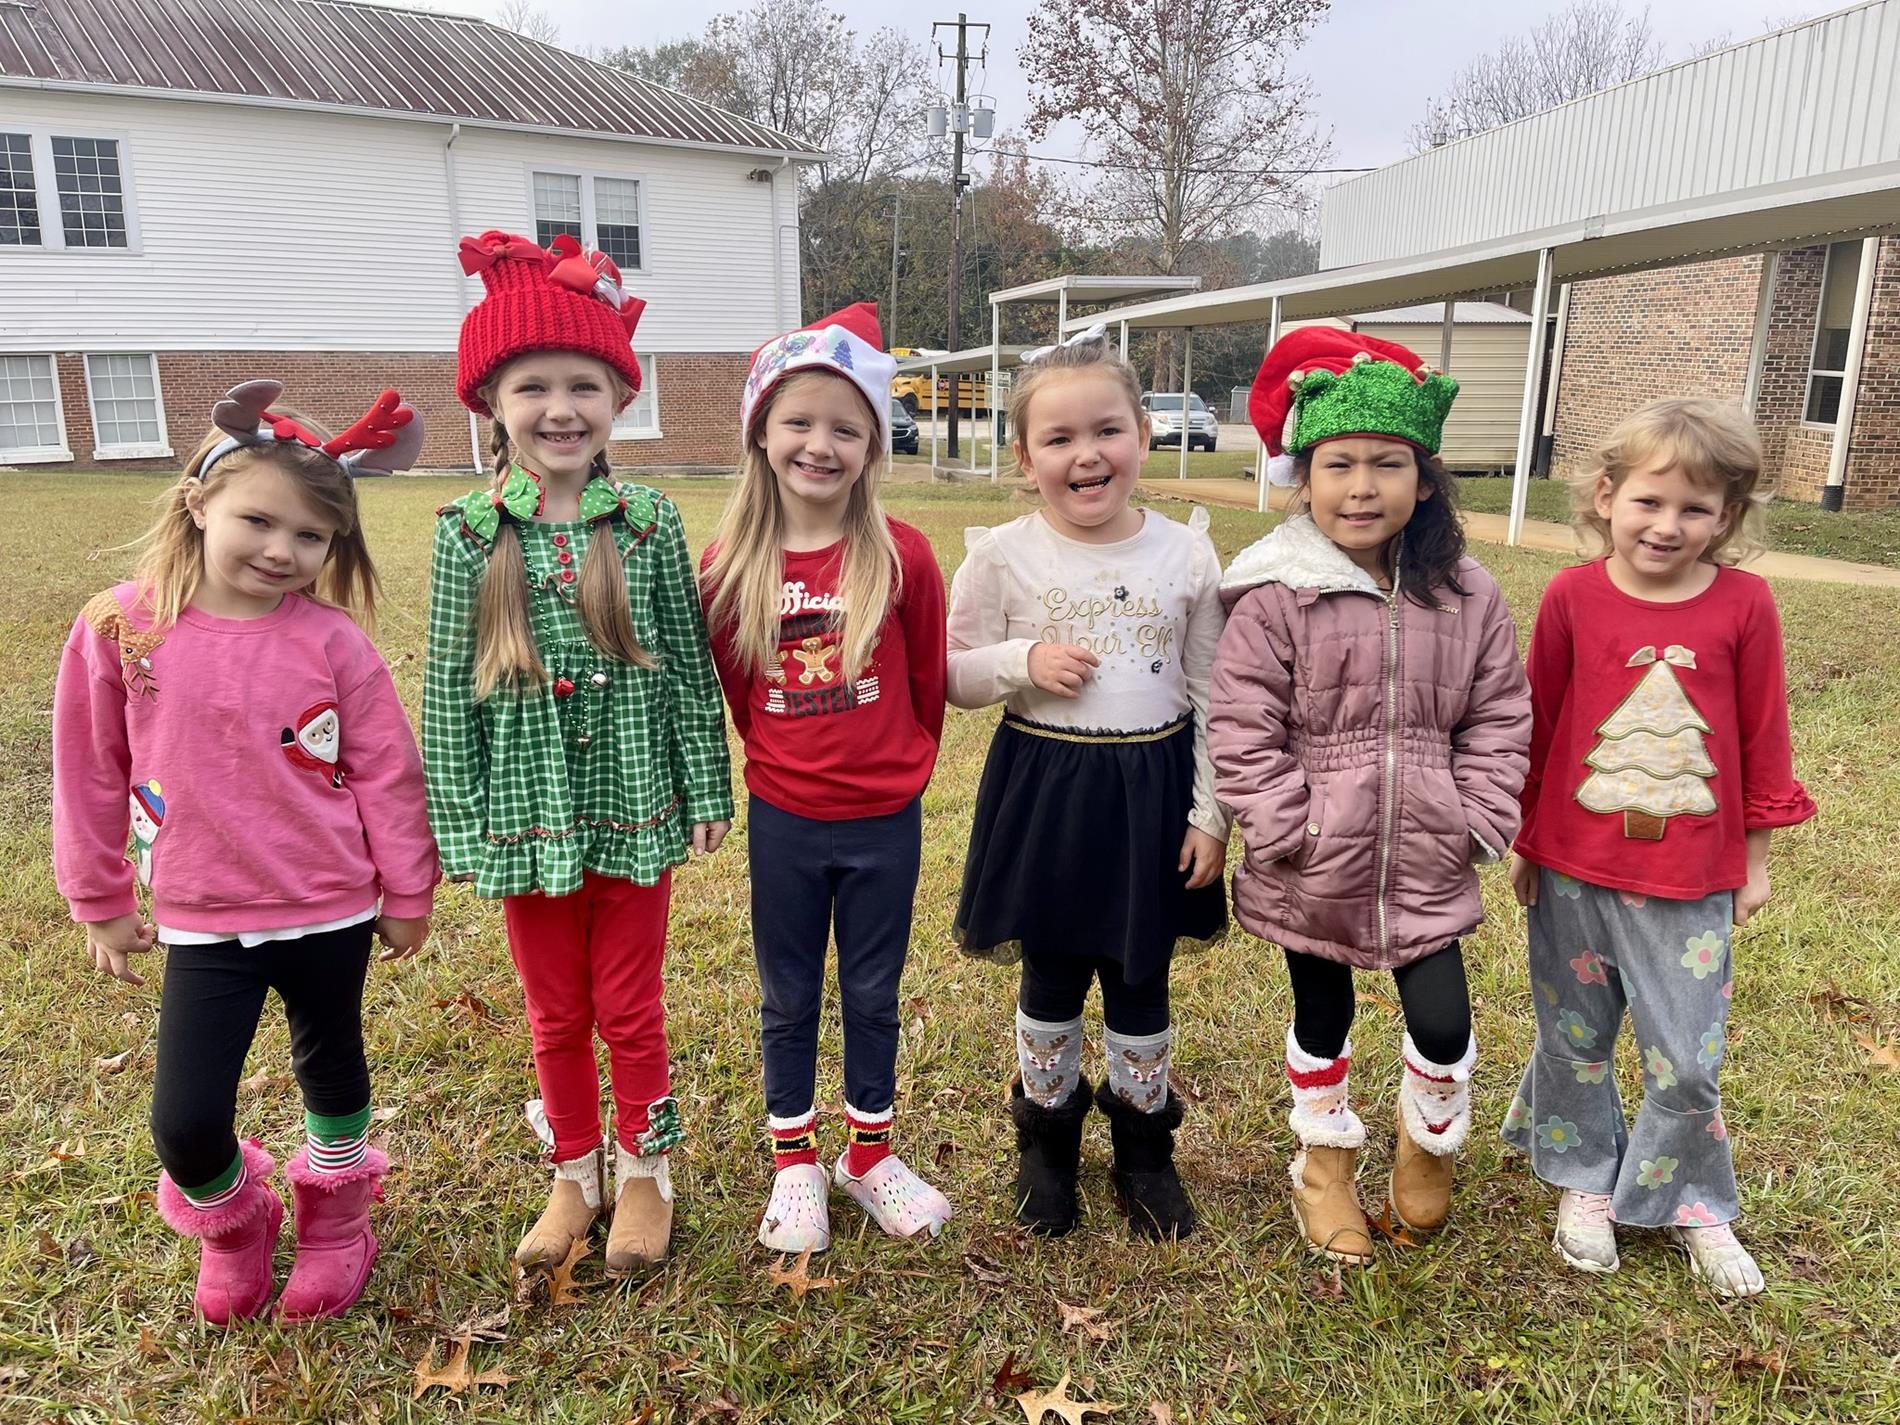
[{"left": 889, "top": 349, "right": 992, "bottom": 415}]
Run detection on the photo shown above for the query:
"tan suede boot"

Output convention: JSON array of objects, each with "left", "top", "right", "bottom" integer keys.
[
  {"left": 514, "top": 1146, "right": 605, "bottom": 1271},
  {"left": 1290, "top": 1145, "right": 1374, "bottom": 1265},
  {"left": 604, "top": 1147, "right": 672, "bottom": 1276},
  {"left": 1389, "top": 1110, "right": 1455, "bottom": 1234}
]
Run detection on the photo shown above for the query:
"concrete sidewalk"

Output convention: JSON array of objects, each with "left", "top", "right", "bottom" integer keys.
[{"left": 1138, "top": 478, "right": 1900, "bottom": 589}]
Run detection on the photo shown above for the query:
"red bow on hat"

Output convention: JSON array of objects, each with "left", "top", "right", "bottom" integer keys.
[
  {"left": 457, "top": 230, "right": 548, "bottom": 276},
  {"left": 546, "top": 234, "right": 646, "bottom": 338}
]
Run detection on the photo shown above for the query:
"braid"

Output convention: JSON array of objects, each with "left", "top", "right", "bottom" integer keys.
[{"left": 489, "top": 421, "right": 510, "bottom": 480}]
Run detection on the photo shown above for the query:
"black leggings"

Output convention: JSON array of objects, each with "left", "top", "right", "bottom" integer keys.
[
  {"left": 149, "top": 922, "right": 374, "bottom": 1190},
  {"left": 1018, "top": 949, "right": 1171, "bottom": 1037},
  {"left": 1285, "top": 939, "right": 1469, "bottom": 1065}
]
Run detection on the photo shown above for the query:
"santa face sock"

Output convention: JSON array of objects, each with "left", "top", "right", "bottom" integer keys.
[
  {"left": 843, "top": 1103, "right": 894, "bottom": 1179},
  {"left": 1285, "top": 1025, "right": 1366, "bottom": 1149},
  {"left": 769, "top": 1109, "right": 819, "bottom": 1172},
  {"left": 1103, "top": 1025, "right": 1173, "bottom": 1113},
  {"left": 1015, "top": 1008, "right": 1083, "bottom": 1108},
  {"left": 1399, "top": 1032, "right": 1478, "bottom": 1154},
  {"left": 304, "top": 1106, "right": 371, "bottom": 1175}
]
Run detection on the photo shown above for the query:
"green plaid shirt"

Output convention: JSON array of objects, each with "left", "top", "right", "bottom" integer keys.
[{"left": 422, "top": 484, "right": 734, "bottom": 898}]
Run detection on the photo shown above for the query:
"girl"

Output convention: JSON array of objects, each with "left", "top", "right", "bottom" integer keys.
[
  {"left": 53, "top": 381, "right": 438, "bottom": 1324},
  {"left": 426, "top": 230, "right": 733, "bottom": 1276},
  {"left": 1501, "top": 398, "right": 1814, "bottom": 1298},
  {"left": 1208, "top": 328, "right": 1530, "bottom": 1265},
  {"left": 701, "top": 302, "right": 952, "bottom": 1253},
  {"left": 947, "top": 326, "right": 1229, "bottom": 1242}
]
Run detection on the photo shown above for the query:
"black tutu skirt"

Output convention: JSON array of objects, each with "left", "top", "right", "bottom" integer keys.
[{"left": 953, "top": 713, "right": 1227, "bottom": 982}]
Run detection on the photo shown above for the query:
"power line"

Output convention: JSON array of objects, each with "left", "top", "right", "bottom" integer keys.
[{"left": 970, "top": 145, "right": 1378, "bottom": 178}]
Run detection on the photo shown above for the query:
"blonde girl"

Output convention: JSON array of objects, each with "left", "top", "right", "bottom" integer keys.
[
  {"left": 424, "top": 230, "right": 732, "bottom": 1276},
  {"left": 53, "top": 382, "right": 437, "bottom": 1323}
]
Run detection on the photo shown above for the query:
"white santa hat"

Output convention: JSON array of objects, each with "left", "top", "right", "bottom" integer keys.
[{"left": 741, "top": 302, "right": 898, "bottom": 447}]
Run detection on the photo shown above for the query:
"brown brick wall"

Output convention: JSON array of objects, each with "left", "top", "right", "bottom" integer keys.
[
  {"left": 37, "top": 350, "right": 749, "bottom": 474},
  {"left": 1553, "top": 241, "right": 1900, "bottom": 509}
]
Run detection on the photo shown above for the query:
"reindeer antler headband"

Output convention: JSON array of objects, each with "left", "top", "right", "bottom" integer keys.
[{"left": 197, "top": 380, "right": 426, "bottom": 482}]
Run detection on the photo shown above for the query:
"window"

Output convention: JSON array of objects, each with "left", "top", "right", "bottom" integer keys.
[
  {"left": 530, "top": 169, "right": 644, "bottom": 271},
  {"left": 0, "top": 354, "right": 69, "bottom": 459},
  {"left": 85, "top": 353, "right": 169, "bottom": 457},
  {"left": 0, "top": 130, "right": 137, "bottom": 251},
  {"left": 0, "top": 133, "right": 40, "bottom": 246},
  {"left": 1805, "top": 241, "right": 1864, "bottom": 425},
  {"left": 611, "top": 355, "right": 659, "bottom": 439}
]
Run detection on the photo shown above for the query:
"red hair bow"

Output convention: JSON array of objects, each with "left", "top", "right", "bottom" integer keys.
[{"left": 458, "top": 230, "right": 549, "bottom": 276}]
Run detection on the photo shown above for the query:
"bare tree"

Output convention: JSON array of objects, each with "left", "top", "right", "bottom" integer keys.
[
  {"left": 1408, "top": 2, "right": 1669, "bottom": 151},
  {"left": 1020, "top": 0, "right": 1329, "bottom": 276},
  {"left": 493, "top": 0, "right": 559, "bottom": 45}
]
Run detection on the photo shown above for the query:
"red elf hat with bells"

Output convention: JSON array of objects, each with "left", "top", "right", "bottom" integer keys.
[
  {"left": 741, "top": 302, "right": 900, "bottom": 447},
  {"left": 1248, "top": 326, "right": 1459, "bottom": 462},
  {"left": 455, "top": 230, "right": 647, "bottom": 416}
]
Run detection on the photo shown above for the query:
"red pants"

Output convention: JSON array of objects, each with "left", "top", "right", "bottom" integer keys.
[{"left": 503, "top": 870, "right": 672, "bottom": 1160}]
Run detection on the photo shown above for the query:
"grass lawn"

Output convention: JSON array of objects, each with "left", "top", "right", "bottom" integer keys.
[{"left": 6, "top": 470, "right": 1900, "bottom": 1423}]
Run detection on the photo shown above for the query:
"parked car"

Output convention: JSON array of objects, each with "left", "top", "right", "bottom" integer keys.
[
  {"left": 890, "top": 398, "right": 920, "bottom": 455},
  {"left": 1142, "top": 392, "right": 1219, "bottom": 452}
]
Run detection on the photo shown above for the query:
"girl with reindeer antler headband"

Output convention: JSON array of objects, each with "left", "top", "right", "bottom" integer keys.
[
  {"left": 423, "top": 229, "right": 733, "bottom": 1280},
  {"left": 51, "top": 382, "right": 440, "bottom": 1325}
]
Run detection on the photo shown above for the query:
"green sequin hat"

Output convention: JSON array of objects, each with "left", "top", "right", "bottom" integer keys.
[{"left": 1249, "top": 327, "right": 1459, "bottom": 459}]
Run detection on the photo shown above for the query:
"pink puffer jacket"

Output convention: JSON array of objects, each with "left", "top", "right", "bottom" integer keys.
[{"left": 1208, "top": 516, "right": 1530, "bottom": 969}]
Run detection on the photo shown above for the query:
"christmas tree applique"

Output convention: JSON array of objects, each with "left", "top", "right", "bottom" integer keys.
[{"left": 1575, "top": 644, "right": 1716, "bottom": 841}]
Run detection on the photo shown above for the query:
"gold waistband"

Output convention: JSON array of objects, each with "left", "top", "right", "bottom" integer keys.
[{"left": 1003, "top": 715, "right": 1188, "bottom": 745}]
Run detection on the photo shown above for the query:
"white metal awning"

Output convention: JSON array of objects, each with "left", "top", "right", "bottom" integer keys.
[
  {"left": 892, "top": 345, "right": 1034, "bottom": 374},
  {"left": 988, "top": 275, "right": 1203, "bottom": 307}
]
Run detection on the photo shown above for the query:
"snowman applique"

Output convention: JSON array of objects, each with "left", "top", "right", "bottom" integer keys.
[
  {"left": 280, "top": 701, "right": 345, "bottom": 789},
  {"left": 128, "top": 780, "right": 166, "bottom": 886}
]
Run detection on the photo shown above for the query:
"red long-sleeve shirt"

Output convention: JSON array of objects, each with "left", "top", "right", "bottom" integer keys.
[
  {"left": 1516, "top": 559, "right": 1816, "bottom": 900},
  {"left": 702, "top": 518, "right": 946, "bottom": 821}
]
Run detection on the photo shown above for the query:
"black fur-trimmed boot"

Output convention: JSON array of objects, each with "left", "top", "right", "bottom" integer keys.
[
  {"left": 1095, "top": 1079, "right": 1197, "bottom": 1240},
  {"left": 1008, "top": 1074, "right": 1092, "bottom": 1236}
]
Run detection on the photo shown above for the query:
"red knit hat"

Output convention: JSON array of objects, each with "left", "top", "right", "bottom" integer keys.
[{"left": 455, "top": 230, "right": 647, "bottom": 416}]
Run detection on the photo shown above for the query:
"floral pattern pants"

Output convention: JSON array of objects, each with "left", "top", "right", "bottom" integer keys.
[{"left": 1500, "top": 868, "right": 1738, "bottom": 1228}]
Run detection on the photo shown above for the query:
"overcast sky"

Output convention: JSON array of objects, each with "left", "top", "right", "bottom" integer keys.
[{"left": 445, "top": 0, "right": 1837, "bottom": 175}]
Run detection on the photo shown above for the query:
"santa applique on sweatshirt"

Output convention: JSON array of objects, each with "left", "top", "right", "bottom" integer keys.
[{"left": 281, "top": 700, "right": 345, "bottom": 789}]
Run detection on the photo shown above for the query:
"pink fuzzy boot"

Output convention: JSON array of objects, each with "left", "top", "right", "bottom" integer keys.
[
  {"left": 155, "top": 1139, "right": 283, "bottom": 1325},
  {"left": 277, "top": 1146, "right": 388, "bottom": 1320}
]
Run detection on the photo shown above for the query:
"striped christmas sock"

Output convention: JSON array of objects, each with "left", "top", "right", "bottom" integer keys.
[
  {"left": 178, "top": 1146, "right": 249, "bottom": 1210},
  {"left": 769, "top": 1109, "right": 818, "bottom": 1171},
  {"left": 843, "top": 1103, "right": 893, "bottom": 1179},
  {"left": 305, "top": 1106, "right": 372, "bottom": 1175}
]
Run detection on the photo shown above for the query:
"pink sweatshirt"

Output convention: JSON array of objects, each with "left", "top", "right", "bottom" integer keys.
[{"left": 53, "top": 584, "right": 438, "bottom": 933}]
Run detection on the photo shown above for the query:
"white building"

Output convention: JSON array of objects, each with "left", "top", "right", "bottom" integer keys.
[{"left": 0, "top": 0, "right": 819, "bottom": 471}]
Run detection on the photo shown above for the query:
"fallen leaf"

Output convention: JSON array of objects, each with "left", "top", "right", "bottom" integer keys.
[
  {"left": 440, "top": 1305, "right": 510, "bottom": 1343},
  {"left": 964, "top": 1249, "right": 1008, "bottom": 1286},
  {"left": 660, "top": 1348, "right": 700, "bottom": 1374},
  {"left": 411, "top": 1334, "right": 516, "bottom": 1399},
  {"left": 136, "top": 1325, "right": 163, "bottom": 1358},
  {"left": 1355, "top": 989, "right": 1400, "bottom": 1014},
  {"left": 35, "top": 1228, "right": 60, "bottom": 1259},
  {"left": 1056, "top": 1297, "right": 1111, "bottom": 1342},
  {"left": 991, "top": 1350, "right": 1032, "bottom": 1397},
  {"left": 767, "top": 1246, "right": 840, "bottom": 1299},
  {"left": 0, "top": 1364, "right": 26, "bottom": 1388},
  {"left": 688, "top": 1393, "right": 741, "bottom": 1422},
  {"left": 548, "top": 1239, "right": 590, "bottom": 1306},
  {"left": 1807, "top": 980, "right": 1871, "bottom": 1020},
  {"left": 1369, "top": 1202, "right": 1419, "bottom": 1248},
  {"left": 625, "top": 1408, "right": 655, "bottom": 1425},
  {"left": 1731, "top": 1346, "right": 1786, "bottom": 1375},
  {"left": 1149, "top": 1406, "right": 1174, "bottom": 1425},
  {"left": 1017, "top": 1372, "right": 1119, "bottom": 1425},
  {"left": 433, "top": 989, "right": 500, "bottom": 1026},
  {"left": 1855, "top": 1030, "right": 1900, "bottom": 1071},
  {"left": 934, "top": 1139, "right": 957, "bottom": 1168},
  {"left": 97, "top": 1048, "right": 135, "bottom": 1075},
  {"left": 1307, "top": 1264, "right": 1345, "bottom": 1300},
  {"left": 241, "top": 1068, "right": 289, "bottom": 1096},
  {"left": 1166, "top": 1070, "right": 1202, "bottom": 1103}
]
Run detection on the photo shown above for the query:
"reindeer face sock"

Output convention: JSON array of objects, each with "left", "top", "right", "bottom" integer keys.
[
  {"left": 1103, "top": 1025, "right": 1173, "bottom": 1113},
  {"left": 1016, "top": 1008, "right": 1083, "bottom": 1108}
]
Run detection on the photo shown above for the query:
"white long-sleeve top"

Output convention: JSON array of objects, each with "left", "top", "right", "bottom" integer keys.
[{"left": 945, "top": 507, "right": 1232, "bottom": 841}]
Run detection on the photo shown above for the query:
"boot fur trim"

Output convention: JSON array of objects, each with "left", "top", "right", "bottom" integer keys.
[
  {"left": 1010, "top": 1074, "right": 1092, "bottom": 1132},
  {"left": 1093, "top": 1077, "right": 1184, "bottom": 1134},
  {"left": 1398, "top": 1032, "right": 1476, "bottom": 1156},
  {"left": 1289, "top": 1103, "right": 1368, "bottom": 1150},
  {"left": 284, "top": 1145, "right": 389, "bottom": 1191},
  {"left": 157, "top": 1140, "right": 277, "bottom": 1237}
]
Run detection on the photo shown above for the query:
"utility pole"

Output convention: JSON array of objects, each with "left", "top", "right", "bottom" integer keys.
[
  {"left": 887, "top": 191, "right": 902, "bottom": 350},
  {"left": 932, "top": 12, "right": 987, "bottom": 460}
]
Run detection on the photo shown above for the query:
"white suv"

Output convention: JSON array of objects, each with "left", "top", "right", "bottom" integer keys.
[{"left": 1142, "top": 392, "right": 1218, "bottom": 452}]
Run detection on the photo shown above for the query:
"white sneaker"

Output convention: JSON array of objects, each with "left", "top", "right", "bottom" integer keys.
[
  {"left": 834, "top": 1153, "right": 953, "bottom": 1239},
  {"left": 1667, "top": 1222, "right": 1765, "bottom": 1298},
  {"left": 758, "top": 1162, "right": 831, "bottom": 1254},
  {"left": 1553, "top": 1189, "right": 1619, "bottom": 1273}
]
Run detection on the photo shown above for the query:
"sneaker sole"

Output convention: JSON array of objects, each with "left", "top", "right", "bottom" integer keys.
[
  {"left": 1664, "top": 1226, "right": 1764, "bottom": 1299},
  {"left": 1551, "top": 1227, "right": 1619, "bottom": 1274}
]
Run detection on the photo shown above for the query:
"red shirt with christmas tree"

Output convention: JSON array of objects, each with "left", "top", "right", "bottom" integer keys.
[
  {"left": 1516, "top": 559, "right": 1816, "bottom": 901},
  {"left": 701, "top": 518, "right": 946, "bottom": 821}
]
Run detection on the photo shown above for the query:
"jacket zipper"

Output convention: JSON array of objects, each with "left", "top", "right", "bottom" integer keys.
[{"left": 1374, "top": 587, "right": 1400, "bottom": 964}]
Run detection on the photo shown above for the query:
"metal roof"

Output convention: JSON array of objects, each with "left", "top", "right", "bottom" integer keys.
[
  {"left": 0, "top": 0, "right": 823, "bottom": 158},
  {"left": 893, "top": 345, "right": 1034, "bottom": 375},
  {"left": 1350, "top": 301, "right": 1530, "bottom": 325},
  {"left": 988, "top": 274, "right": 1202, "bottom": 306}
]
